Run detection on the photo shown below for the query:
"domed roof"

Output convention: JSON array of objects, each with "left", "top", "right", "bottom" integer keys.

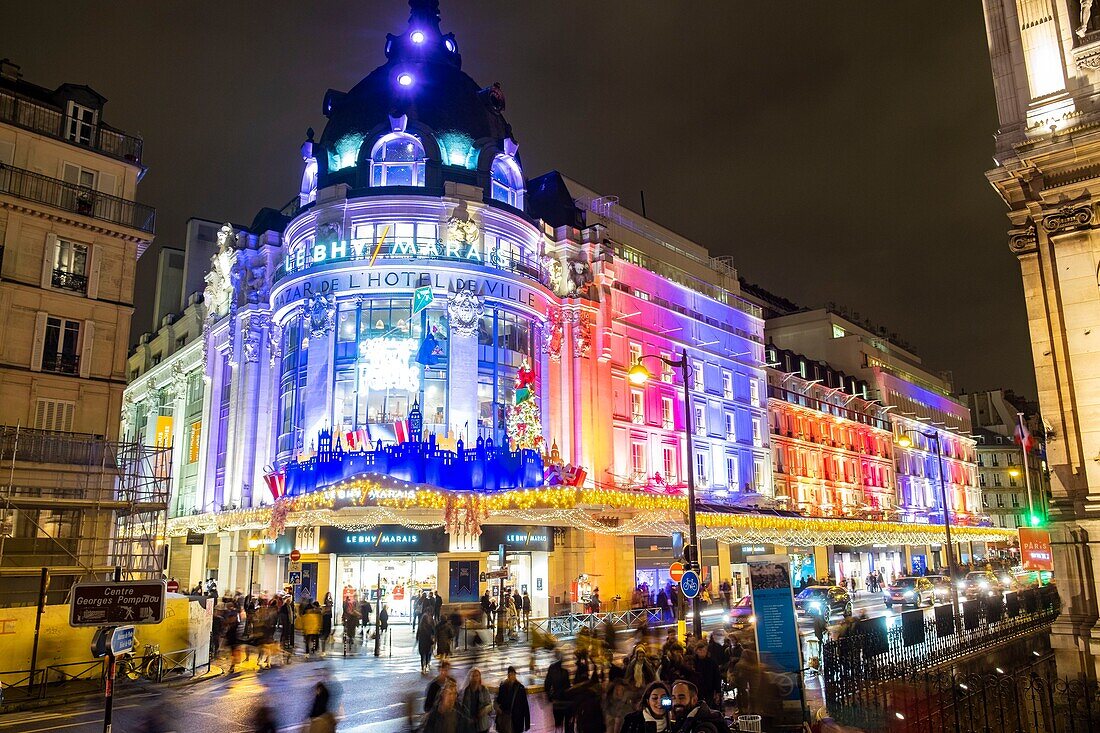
[{"left": 317, "top": 0, "right": 514, "bottom": 185}]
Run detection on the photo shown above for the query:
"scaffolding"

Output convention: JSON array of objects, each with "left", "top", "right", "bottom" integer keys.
[{"left": 0, "top": 426, "right": 171, "bottom": 606}]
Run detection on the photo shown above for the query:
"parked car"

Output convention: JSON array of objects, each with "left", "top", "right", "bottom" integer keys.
[
  {"left": 925, "top": 574, "right": 953, "bottom": 602},
  {"left": 725, "top": 595, "right": 754, "bottom": 632},
  {"left": 882, "top": 576, "right": 934, "bottom": 608},
  {"left": 961, "top": 571, "right": 1003, "bottom": 600},
  {"left": 794, "top": 585, "right": 852, "bottom": 620}
]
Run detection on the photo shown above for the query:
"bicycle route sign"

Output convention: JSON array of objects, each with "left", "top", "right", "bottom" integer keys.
[
  {"left": 680, "top": 570, "right": 701, "bottom": 599},
  {"left": 69, "top": 580, "right": 167, "bottom": 627}
]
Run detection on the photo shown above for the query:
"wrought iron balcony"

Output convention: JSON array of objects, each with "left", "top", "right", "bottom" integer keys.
[
  {"left": 41, "top": 352, "right": 79, "bottom": 375},
  {"left": 0, "top": 90, "right": 143, "bottom": 164},
  {"left": 0, "top": 163, "right": 155, "bottom": 234},
  {"left": 51, "top": 268, "right": 87, "bottom": 293}
]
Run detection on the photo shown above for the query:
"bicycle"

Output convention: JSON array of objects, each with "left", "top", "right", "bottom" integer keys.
[{"left": 117, "top": 644, "right": 162, "bottom": 681}]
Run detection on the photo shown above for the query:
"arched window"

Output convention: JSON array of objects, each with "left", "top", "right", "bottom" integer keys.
[
  {"left": 490, "top": 154, "right": 524, "bottom": 208},
  {"left": 369, "top": 133, "right": 426, "bottom": 187}
]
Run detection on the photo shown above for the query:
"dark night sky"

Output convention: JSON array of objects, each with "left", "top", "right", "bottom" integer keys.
[{"left": 0, "top": 2, "right": 1033, "bottom": 396}]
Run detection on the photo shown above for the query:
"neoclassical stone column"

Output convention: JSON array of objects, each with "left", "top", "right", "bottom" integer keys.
[{"left": 446, "top": 288, "right": 482, "bottom": 442}]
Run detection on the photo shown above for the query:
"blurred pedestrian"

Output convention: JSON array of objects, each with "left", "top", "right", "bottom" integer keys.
[
  {"left": 301, "top": 602, "right": 323, "bottom": 657},
  {"left": 494, "top": 666, "right": 530, "bottom": 733},
  {"left": 321, "top": 596, "right": 334, "bottom": 654},
  {"left": 543, "top": 653, "right": 570, "bottom": 732},
  {"left": 423, "top": 682, "right": 459, "bottom": 733},
  {"left": 417, "top": 612, "right": 437, "bottom": 673},
  {"left": 521, "top": 591, "right": 532, "bottom": 629},
  {"left": 459, "top": 668, "right": 492, "bottom": 733},
  {"left": 436, "top": 615, "right": 455, "bottom": 661},
  {"left": 253, "top": 704, "right": 278, "bottom": 733},
  {"left": 691, "top": 642, "right": 722, "bottom": 708},
  {"left": 308, "top": 679, "right": 337, "bottom": 733},
  {"left": 426, "top": 660, "right": 457, "bottom": 712}
]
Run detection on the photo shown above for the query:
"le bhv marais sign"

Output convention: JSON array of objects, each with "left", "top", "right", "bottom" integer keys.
[
  {"left": 272, "top": 267, "right": 544, "bottom": 312},
  {"left": 283, "top": 229, "right": 513, "bottom": 276}
]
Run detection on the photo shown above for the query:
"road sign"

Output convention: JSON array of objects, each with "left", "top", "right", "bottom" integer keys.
[
  {"left": 288, "top": 561, "right": 302, "bottom": 573},
  {"left": 485, "top": 569, "right": 509, "bottom": 580},
  {"left": 109, "top": 626, "right": 135, "bottom": 655},
  {"left": 680, "top": 570, "right": 701, "bottom": 599},
  {"left": 290, "top": 549, "right": 301, "bottom": 562},
  {"left": 166, "top": 580, "right": 179, "bottom": 593},
  {"left": 70, "top": 581, "right": 166, "bottom": 627},
  {"left": 288, "top": 571, "right": 302, "bottom": 585},
  {"left": 669, "top": 562, "right": 685, "bottom": 583}
]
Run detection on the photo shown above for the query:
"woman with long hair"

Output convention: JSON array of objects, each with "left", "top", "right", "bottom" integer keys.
[
  {"left": 618, "top": 681, "right": 671, "bottom": 733},
  {"left": 459, "top": 668, "right": 492, "bottom": 733}
]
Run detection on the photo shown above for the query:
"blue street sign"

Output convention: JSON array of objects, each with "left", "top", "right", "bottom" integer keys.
[
  {"left": 110, "top": 626, "right": 135, "bottom": 655},
  {"left": 680, "top": 570, "right": 701, "bottom": 599}
]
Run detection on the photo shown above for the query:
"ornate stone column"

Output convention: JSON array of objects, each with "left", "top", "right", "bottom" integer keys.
[{"left": 447, "top": 287, "right": 482, "bottom": 443}]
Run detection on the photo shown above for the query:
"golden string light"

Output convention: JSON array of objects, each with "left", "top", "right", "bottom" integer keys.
[{"left": 164, "top": 472, "right": 1018, "bottom": 548}]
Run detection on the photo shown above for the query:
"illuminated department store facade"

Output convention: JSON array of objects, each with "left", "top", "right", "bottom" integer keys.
[{"left": 127, "top": 1, "right": 1012, "bottom": 618}]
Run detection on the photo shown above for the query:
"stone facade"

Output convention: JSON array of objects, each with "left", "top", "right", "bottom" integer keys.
[{"left": 982, "top": 0, "right": 1100, "bottom": 668}]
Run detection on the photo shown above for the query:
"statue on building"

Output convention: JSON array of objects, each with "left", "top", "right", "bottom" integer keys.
[{"left": 1080, "top": 0, "right": 1097, "bottom": 38}]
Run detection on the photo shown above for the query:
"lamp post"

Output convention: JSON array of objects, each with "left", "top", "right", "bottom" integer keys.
[
  {"left": 247, "top": 537, "right": 262, "bottom": 597},
  {"left": 897, "top": 429, "right": 961, "bottom": 618},
  {"left": 629, "top": 347, "right": 702, "bottom": 639}
]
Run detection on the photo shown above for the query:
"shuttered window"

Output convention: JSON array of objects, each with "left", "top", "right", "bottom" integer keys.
[{"left": 34, "top": 399, "right": 75, "bottom": 432}]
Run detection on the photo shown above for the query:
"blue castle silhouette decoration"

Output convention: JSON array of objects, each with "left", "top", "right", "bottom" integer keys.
[{"left": 283, "top": 403, "right": 545, "bottom": 496}]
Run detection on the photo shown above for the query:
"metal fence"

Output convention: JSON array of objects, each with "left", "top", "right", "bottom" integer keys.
[
  {"left": 823, "top": 587, "right": 1062, "bottom": 728},
  {"left": 530, "top": 607, "right": 665, "bottom": 638},
  {"left": 0, "top": 89, "right": 143, "bottom": 163},
  {"left": 831, "top": 663, "right": 1100, "bottom": 732},
  {"left": 0, "top": 645, "right": 208, "bottom": 709}
]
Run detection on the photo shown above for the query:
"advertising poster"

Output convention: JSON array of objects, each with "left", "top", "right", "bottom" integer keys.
[
  {"left": 747, "top": 555, "right": 803, "bottom": 700},
  {"left": 1018, "top": 528, "right": 1054, "bottom": 571}
]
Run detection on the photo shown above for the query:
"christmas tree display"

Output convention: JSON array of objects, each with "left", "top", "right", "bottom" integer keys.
[{"left": 507, "top": 359, "right": 545, "bottom": 452}]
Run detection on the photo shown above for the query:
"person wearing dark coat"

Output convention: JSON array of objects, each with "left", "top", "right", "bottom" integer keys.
[
  {"left": 494, "top": 666, "right": 530, "bottom": 733},
  {"left": 543, "top": 656, "right": 570, "bottom": 730},
  {"left": 433, "top": 590, "right": 444, "bottom": 621},
  {"left": 563, "top": 677, "right": 604, "bottom": 733},
  {"left": 670, "top": 680, "right": 729, "bottom": 733},
  {"left": 690, "top": 643, "right": 723, "bottom": 708},
  {"left": 425, "top": 660, "right": 456, "bottom": 712},
  {"left": 417, "top": 613, "right": 436, "bottom": 673},
  {"left": 620, "top": 681, "right": 672, "bottom": 733}
]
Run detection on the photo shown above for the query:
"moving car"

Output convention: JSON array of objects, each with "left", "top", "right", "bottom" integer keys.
[
  {"left": 961, "top": 570, "right": 1003, "bottom": 600},
  {"left": 882, "top": 576, "right": 934, "bottom": 608},
  {"left": 794, "top": 585, "right": 852, "bottom": 620},
  {"left": 925, "top": 574, "right": 953, "bottom": 603},
  {"left": 725, "top": 595, "right": 754, "bottom": 632}
]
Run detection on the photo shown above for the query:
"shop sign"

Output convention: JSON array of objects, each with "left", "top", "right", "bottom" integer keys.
[
  {"left": 729, "top": 543, "right": 775, "bottom": 564},
  {"left": 1019, "top": 528, "right": 1054, "bottom": 571},
  {"left": 480, "top": 525, "right": 554, "bottom": 553},
  {"left": 185, "top": 530, "right": 204, "bottom": 546},
  {"left": 318, "top": 525, "right": 448, "bottom": 554}
]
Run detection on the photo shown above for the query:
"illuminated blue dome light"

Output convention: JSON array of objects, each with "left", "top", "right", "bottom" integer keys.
[
  {"left": 397, "top": 73, "right": 414, "bottom": 87},
  {"left": 411, "top": 30, "right": 425, "bottom": 43}
]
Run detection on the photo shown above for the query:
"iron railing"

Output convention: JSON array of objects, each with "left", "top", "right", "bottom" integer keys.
[
  {"left": 831, "top": 659, "right": 1100, "bottom": 732},
  {"left": 40, "top": 352, "right": 79, "bottom": 375},
  {"left": 51, "top": 268, "right": 87, "bottom": 293},
  {"left": 529, "top": 607, "right": 665, "bottom": 638},
  {"left": 0, "top": 89, "right": 143, "bottom": 163},
  {"left": 0, "top": 164, "right": 155, "bottom": 234},
  {"left": 0, "top": 426, "right": 112, "bottom": 466},
  {"left": 824, "top": 587, "right": 1061, "bottom": 726}
]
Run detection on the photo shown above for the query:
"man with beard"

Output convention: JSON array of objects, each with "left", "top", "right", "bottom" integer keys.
[{"left": 669, "top": 680, "right": 729, "bottom": 733}]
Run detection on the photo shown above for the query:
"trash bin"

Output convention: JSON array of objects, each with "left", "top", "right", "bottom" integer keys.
[{"left": 736, "top": 714, "right": 762, "bottom": 732}]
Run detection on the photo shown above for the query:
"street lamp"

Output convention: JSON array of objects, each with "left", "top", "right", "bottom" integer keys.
[
  {"left": 896, "top": 430, "right": 961, "bottom": 618},
  {"left": 247, "top": 537, "right": 263, "bottom": 597},
  {"left": 628, "top": 347, "right": 702, "bottom": 639}
]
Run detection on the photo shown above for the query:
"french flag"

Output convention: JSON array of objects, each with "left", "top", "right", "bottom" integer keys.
[
  {"left": 394, "top": 419, "right": 409, "bottom": 444},
  {"left": 1014, "top": 422, "right": 1034, "bottom": 453}
]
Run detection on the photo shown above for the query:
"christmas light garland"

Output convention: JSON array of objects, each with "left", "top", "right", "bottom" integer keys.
[{"left": 165, "top": 473, "right": 1018, "bottom": 547}]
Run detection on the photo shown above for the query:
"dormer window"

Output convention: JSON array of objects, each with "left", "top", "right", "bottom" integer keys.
[
  {"left": 369, "top": 132, "right": 426, "bottom": 187},
  {"left": 490, "top": 154, "right": 524, "bottom": 209},
  {"left": 65, "top": 102, "right": 96, "bottom": 145}
]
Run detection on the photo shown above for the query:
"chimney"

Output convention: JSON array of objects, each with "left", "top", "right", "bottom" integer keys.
[{"left": 0, "top": 59, "right": 21, "bottom": 82}]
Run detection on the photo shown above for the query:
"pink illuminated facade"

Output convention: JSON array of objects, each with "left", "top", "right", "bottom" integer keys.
[{"left": 765, "top": 346, "right": 895, "bottom": 519}]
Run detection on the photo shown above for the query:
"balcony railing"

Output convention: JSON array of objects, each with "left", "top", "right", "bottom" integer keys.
[
  {"left": 51, "top": 268, "right": 87, "bottom": 293},
  {"left": 0, "top": 90, "right": 143, "bottom": 164},
  {"left": 41, "top": 352, "right": 79, "bottom": 375},
  {"left": 0, "top": 164, "right": 155, "bottom": 234}
]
